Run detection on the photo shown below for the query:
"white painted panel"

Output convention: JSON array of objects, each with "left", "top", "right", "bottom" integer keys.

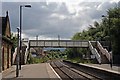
[
  {"left": 38, "top": 41, "right": 44, "bottom": 46},
  {"left": 60, "top": 42, "right": 66, "bottom": 46},
  {"left": 82, "top": 42, "right": 89, "bottom": 47},
  {"left": 45, "top": 41, "right": 51, "bottom": 46},
  {"left": 66, "top": 42, "right": 73, "bottom": 47},
  {"left": 30, "top": 41, "right": 36, "bottom": 46},
  {"left": 52, "top": 41, "right": 58, "bottom": 46},
  {"left": 74, "top": 42, "right": 81, "bottom": 47}
]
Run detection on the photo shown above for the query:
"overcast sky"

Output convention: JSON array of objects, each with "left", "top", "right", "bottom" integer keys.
[{"left": 1, "top": 0, "right": 119, "bottom": 40}]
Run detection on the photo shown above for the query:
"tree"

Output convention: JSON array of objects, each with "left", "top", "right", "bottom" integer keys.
[
  {"left": 11, "top": 33, "right": 18, "bottom": 49},
  {"left": 67, "top": 5, "right": 120, "bottom": 63},
  {"left": 102, "top": 7, "right": 120, "bottom": 55}
]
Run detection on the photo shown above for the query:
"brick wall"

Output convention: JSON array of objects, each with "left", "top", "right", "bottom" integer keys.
[{"left": 2, "top": 41, "right": 12, "bottom": 70}]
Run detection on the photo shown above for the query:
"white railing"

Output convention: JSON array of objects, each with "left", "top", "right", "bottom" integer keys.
[
  {"left": 23, "top": 40, "right": 30, "bottom": 64},
  {"left": 24, "top": 45, "right": 29, "bottom": 64},
  {"left": 97, "top": 41, "right": 110, "bottom": 61},
  {"left": 13, "top": 47, "right": 17, "bottom": 64},
  {"left": 13, "top": 47, "right": 29, "bottom": 64},
  {"left": 89, "top": 41, "right": 101, "bottom": 63}
]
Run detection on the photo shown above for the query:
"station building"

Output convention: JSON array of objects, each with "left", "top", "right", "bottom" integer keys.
[{"left": 0, "top": 11, "right": 13, "bottom": 71}]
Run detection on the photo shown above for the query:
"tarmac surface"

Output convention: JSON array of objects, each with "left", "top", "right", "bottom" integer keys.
[{"left": 2, "top": 63, "right": 60, "bottom": 79}]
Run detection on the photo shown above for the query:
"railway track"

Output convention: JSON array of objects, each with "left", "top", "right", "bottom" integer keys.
[
  {"left": 63, "top": 60, "right": 120, "bottom": 80},
  {"left": 50, "top": 60, "right": 102, "bottom": 80}
]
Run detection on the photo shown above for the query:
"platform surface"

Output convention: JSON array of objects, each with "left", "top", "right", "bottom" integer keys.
[
  {"left": 81, "top": 63, "right": 120, "bottom": 74},
  {"left": 2, "top": 63, "right": 59, "bottom": 79}
]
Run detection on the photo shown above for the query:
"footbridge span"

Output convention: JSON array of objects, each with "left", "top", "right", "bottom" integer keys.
[
  {"left": 13, "top": 39, "right": 111, "bottom": 65},
  {"left": 28, "top": 40, "right": 111, "bottom": 64},
  {"left": 29, "top": 40, "right": 89, "bottom": 48}
]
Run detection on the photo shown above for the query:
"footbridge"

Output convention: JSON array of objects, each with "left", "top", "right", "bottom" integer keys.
[
  {"left": 28, "top": 40, "right": 111, "bottom": 64},
  {"left": 13, "top": 39, "right": 111, "bottom": 65},
  {"left": 29, "top": 40, "right": 89, "bottom": 48}
]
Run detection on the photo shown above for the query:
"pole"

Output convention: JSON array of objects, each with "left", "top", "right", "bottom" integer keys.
[
  {"left": 108, "top": 14, "right": 113, "bottom": 68},
  {"left": 19, "top": 5, "right": 31, "bottom": 70},
  {"left": 16, "top": 28, "right": 19, "bottom": 77},
  {"left": 36, "top": 35, "right": 38, "bottom": 53},
  {"left": 36, "top": 35, "right": 38, "bottom": 47},
  {"left": 102, "top": 15, "right": 112, "bottom": 67},
  {"left": 58, "top": 35, "right": 60, "bottom": 47},
  {"left": 0, "top": 34, "right": 1, "bottom": 74},
  {"left": 19, "top": 6, "right": 22, "bottom": 70}
]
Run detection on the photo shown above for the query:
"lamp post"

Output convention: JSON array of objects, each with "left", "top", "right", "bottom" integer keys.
[
  {"left": 0, "top": 34, "right": 1, "bottom": 74},
  {"left": 102, "top": 15, "right": 113, "bottom": 68},
  {"left": 16, "top": 28, "right": 19, "bottom": 77},
  {"left": 102, "top": 15, "right": 111, "bottom": 50},
  {"left": 19, "top": 4, "right": 31, "bottom": 70},
  {"left": 58, "top": 35, "right": 60, "bottom": 47}
]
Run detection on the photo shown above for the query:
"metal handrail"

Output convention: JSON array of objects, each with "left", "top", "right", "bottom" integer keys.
[
  {"left": 89, "top": 41, "right": 101, "bottom": 63},
  {"left": 97, "top": 41, "right": 110, "bottom": 61},
  {"left": 24, "top": 46, "right": 29, "bottom": 64},
  {"left": 24, "top": 41, "right": 29, "bottom": 64},
  {"left": 13, "top": 47, "right": 17, "bottom": 64}
]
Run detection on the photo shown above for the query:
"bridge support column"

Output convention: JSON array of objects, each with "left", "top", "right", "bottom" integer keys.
[
  {"left": 37, "top": 47, "right": 45, "bottom": 57},
  {"left": 39, "top": 48, "right": 43, "bottom": 55},
  {"left": 86, "top": 48, "right": 91, "bottom": 59}
]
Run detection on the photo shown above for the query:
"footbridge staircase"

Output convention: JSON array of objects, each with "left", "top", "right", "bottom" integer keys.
[
  {"left": 89, "top": 41, "right": 111, "bottom": 64},
  {"left": 13, "top": 39, "right": 29, "bottom": 65}
]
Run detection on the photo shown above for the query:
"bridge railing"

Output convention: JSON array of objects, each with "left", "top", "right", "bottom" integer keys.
[
  {"left": 89, "top": 41, "right": 101, "bottom": 64},
  {"left": 97, "top": 41, "right": 110, "bottom": 61},
  {"left": 29, "top": 40, "right": 89, "bottom": 48}
]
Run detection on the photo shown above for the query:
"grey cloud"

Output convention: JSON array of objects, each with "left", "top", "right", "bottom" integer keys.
[
  {"left": 98, "top": 2, "right": 117, "bottom": 10},
  {"left": 78, "top": 2, "right": 116, "bottom": 20},
  {"left": 2, "top": 1, "right": 117, "bottom": 39}
]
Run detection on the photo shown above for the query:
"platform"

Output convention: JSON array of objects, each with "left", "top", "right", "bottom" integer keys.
[
  {"left": 79, "top": 63, "right": 120, "bottom": 74},
  {"left": 2, "top": 63, "right": 60, "bottom": 79},
  {"left": 87, "top": 64, "right": 120, "bottom": 72}
]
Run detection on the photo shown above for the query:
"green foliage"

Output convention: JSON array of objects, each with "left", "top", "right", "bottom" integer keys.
[
  {"left": 103, "top": 7, "right": 120, "bottom": 54},
  {"left": 27, "top": 51, "right": 67, "bottom": 64},
  {"left": 11, "top": 33, "right": 18, "bottom": 48},
  {"left": 67, "top": 6, "right": 120, "bottom": 63},
  {"left": 72, "top": 6, "right": 120, "bottom": 55},
  {"left": 10, "top": 33, "right": 18, "bottom": 52},
  {"left": 65, "top": 48, "right": 82, "bottom": 59},
  {"left": 27, "top": 53, "right": 49, "bottom": 64}
]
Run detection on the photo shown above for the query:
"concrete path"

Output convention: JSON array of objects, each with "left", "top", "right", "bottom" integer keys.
[
  {"left": 82, "top": 63, "right": 120, "bottom": 74},
  {"left": 2, "top": 63, "right": 59, "bottom": 79}
]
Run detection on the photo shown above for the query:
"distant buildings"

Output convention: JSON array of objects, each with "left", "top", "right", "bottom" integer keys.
[{"left": 0, "top": 11, "right": 13, "bottom": 71}]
